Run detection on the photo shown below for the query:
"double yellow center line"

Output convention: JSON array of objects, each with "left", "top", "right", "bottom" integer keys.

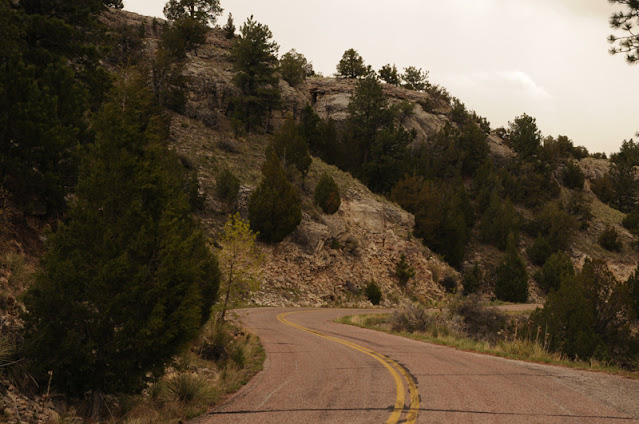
[{"left": 276, "top": 311, "right": 420, "bottom": 424}]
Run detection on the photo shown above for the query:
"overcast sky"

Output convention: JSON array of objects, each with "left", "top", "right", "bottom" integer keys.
[{"left": 124, "top": 0, "right": 637, "bottom": 154}]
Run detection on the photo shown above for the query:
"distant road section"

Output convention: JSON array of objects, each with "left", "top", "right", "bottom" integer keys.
[{"left": 193, "top": 308, "right": 639, "bottom": 424}]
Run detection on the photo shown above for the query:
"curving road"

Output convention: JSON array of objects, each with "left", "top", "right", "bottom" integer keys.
[{"left": 193, "top": 308, "right": 639, "bottom": 424}]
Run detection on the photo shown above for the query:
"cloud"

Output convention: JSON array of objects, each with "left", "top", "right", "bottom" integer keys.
[{"left": 450, "top": 70, "right": 552, "bottom": 102}]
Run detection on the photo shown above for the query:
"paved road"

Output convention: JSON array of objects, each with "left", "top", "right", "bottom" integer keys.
[{"left": 193, "top": 308, "right": 639, "bottom": 424}]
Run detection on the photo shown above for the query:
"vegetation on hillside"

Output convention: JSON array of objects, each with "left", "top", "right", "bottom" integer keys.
[{"left": 1, "top": 0, "right": 639, "bottom": 420}]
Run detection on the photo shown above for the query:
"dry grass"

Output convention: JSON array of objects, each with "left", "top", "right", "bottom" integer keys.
[
  {"left": 100, "top": 320, "right": 265, "bottom": 424},
  {"left": 337, "top": 312, "right": 635, "bottom": 376}
]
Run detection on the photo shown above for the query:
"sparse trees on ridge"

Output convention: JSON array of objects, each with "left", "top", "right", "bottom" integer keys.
[
  {"left": 280, "top": 49, "right": 312, "bottom": 87},
  {"left": 163, "top": 0, "right": 223, "bottom": 26},
  {"left": 401, "top": 66, "right": 429, "bottom": 91},
  {"left": 336, "top": 48, "right": 367, "bottom": 78},
  {"left": 379, "top": 63, "right": 400, "bottom": 85}
]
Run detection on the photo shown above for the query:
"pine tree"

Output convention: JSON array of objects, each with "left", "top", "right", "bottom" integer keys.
[
  {"left": 494, "top": 233, "right": 528, "bottom": 302},
  {"left": 22, "top": 74, "right": 220, "bottom": 402},
  {"left": 401, "top": 66, "right": 429, "bottom": 91},
  {"left": 223, "top": 13, "right": 235, "bottom": 39},
  {"left": 215, "top": 168, "right": 240, "bottom": 211},
  {"left": 249, "top": 147, "right": 301, "bottom": 243},
  {"left": 538, "top": 251, "right": 574, "bottom": 293},
  {"left": 336, "top": 48, "right": 366, "bottom": 78},
  {"left": 272, "top": 116, "right": 312, "bottom": 178},
  {"left": 378, "top": 63, "right": 400, "bottom": 85},
  {"left": 507, "top": 113, "right": 542, "bottom": 159},
  {"left": 279, "top": 49, "right": 310, "bottom": 87},
  {"left": 230, "top": 16, "right": 280, "bottom": 131},
  {"left": 163, "top": 0, "right": 222, "bottom": 26},
  {"left": 608, "top": 0, "right": 639, "bottom": 63},
  {"left": 314, "top": 172, "right": 341, "bottom": 214}
]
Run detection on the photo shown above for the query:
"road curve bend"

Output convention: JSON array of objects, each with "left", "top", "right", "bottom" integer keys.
[{"left": 192, "top": 308, "right": 639, "bottom": 424}]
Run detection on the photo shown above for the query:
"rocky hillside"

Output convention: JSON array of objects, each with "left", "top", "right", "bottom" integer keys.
[{"left": 98, "top": 9, "right": 639, "bottom": 307}]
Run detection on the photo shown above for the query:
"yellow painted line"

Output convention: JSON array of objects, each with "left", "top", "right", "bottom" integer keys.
[{"left": 277, "top": 311, "right": 419, "bottom": 424}]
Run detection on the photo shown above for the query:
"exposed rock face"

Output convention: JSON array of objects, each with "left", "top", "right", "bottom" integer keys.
[
  {"left": 101, "top": 9, "right": 638, "bottom": 300},
  {"left": 254, "top": 182, "right": 451, "bottom": 307}
]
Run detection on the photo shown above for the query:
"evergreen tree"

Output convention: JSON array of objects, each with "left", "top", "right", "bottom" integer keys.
[
  {"left": 480, "top": 192, "right": 520, "bottom": 250},
  {"left": 458, "top": 121, "right": 490, "bottom": 176},
  {"left": 347, "top": 74, "right": 397, "bottom": 168},
  {"left": 494, "top": 234, "right": 528, "bottom": 302},
  {"left": 462, "top": 264, "right": 482, "bottom": 295},
  {"left": 22, "top": 74, "right": 220, "bottom": 401},
  {"left": 215, "top": 168, "right": 240, "bottom": 210},
  {"left": 163, "top": 0, "right": 222, "bottom": 26},
  {"left": 279, "top": 49, "right": 310, "bottom": 87},
  {"left": 538, "top": 251, "right": 574, "bottom": 293},
  {"left": 223, "top": 12, "right": 235, "bottom": 39},
  {"left": 527, "top": 234, "right": 552, "bottom": 266},
  {"left": 336, "top": 48, "right": 366, "bottom": 78},
  {"left": 598, "top": 225, "right": 623, "bottom": 251},
  {"left": 314, "top": 172, "right": 341, "bottom": 214},
  {"left": 160, "top": 16, "right": 208, "bottom": 58},
  {"left": 531, "top": 276, "right": 603, "bottom": 360},
  {"left": 401, "top": 66, "right": 429, "bottom": 91},
  {"left": 230, "top": 16, "right": 280, "bottom": 132},
  {"left": 608, "top": 159, "right": 638, "bottom": 212},
  {"left": 608, "top": 0, "right": 639, "bottom": 63},
  {"left": 561, "top": 160, "right": 585, "bottom": 190},
  {"left": 507, "top": 113, "right": 542, "bottom": 158},
  {"left": 627, "top": 264, "right": 639, "bottom": 319},
  {"left": 0, "top": 2, "right": 109, "bottom": 216},
  {"left": 378, "top": 63, "right": 400, "bottom": 85},
  {"left": 272, "top": 116, "right": 312, "bottom": 178},
  {"left": 249, "top": 147, "right": 301, "bottom": 243}
]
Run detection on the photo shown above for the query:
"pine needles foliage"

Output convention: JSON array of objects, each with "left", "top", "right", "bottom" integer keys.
[{"left": 22, "top": 74, "right": 220, "bottom": 399}]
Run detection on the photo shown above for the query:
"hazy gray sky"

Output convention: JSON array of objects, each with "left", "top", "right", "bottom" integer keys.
[{"left": 124, "top": 0, "right": 637, "bottom": 154}]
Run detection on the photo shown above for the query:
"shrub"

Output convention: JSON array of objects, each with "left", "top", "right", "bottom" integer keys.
[
  {"left": 462, "top": 264, "right": 482, "bottom": 295},
  {"left": 395, "top": 254, "right": 415, "bottom": 290},
  {"left": 165, "top": 374, "right": 215, "bottom": 404},
  {"left": 450, "top": 296, "right": 507, "bottom": 343},
  {"left": 480, "top": 193, "right": 521, "bottom": 250},
  {"left": 365, "top": 281, "right": 382, "bottom": 305},
  {"left": 538, "top": 252, "right": 574, "bottom": 293},
  {"left": 598, "top": 225, "right": 622, "bottom": 251},
  {"left": 532, "top": 259, "right": 635, "bottom": 362},
  {"left": 441, "top": 276, "right": 457, "bottom": 294},
  {"left": 494, "top": 234, "right": 528, "bottom": 302},
  {"left": 591, "top": 174, "right": 615, "bottom": 204},
  {"left": 527, "top": 234, "right": 553, "bottom": 266},
  {"left": 314, "top": 172, "right": 341, "bottom": 214},
  {"left": 390, "top": 303, "right": 433, "bottom": 333},
  {"left": 215, "top": 168, "right": 240, "bottom": 208},
  {"left": 622, "top": 207, "right": 639, "bottom": 233},
  {"left": 561, "top": 160, "right": 585, "bottom": 190},
  {"left": 627, "top": 265, "right": 639, "bottom": 319},
  {"left": 565, "top": 191, "right": 593, "bottom": 230}
]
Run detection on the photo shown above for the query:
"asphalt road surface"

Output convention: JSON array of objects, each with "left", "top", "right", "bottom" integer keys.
[{"left": 193, "top": 308, "right": 639, "bottom": 424}]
